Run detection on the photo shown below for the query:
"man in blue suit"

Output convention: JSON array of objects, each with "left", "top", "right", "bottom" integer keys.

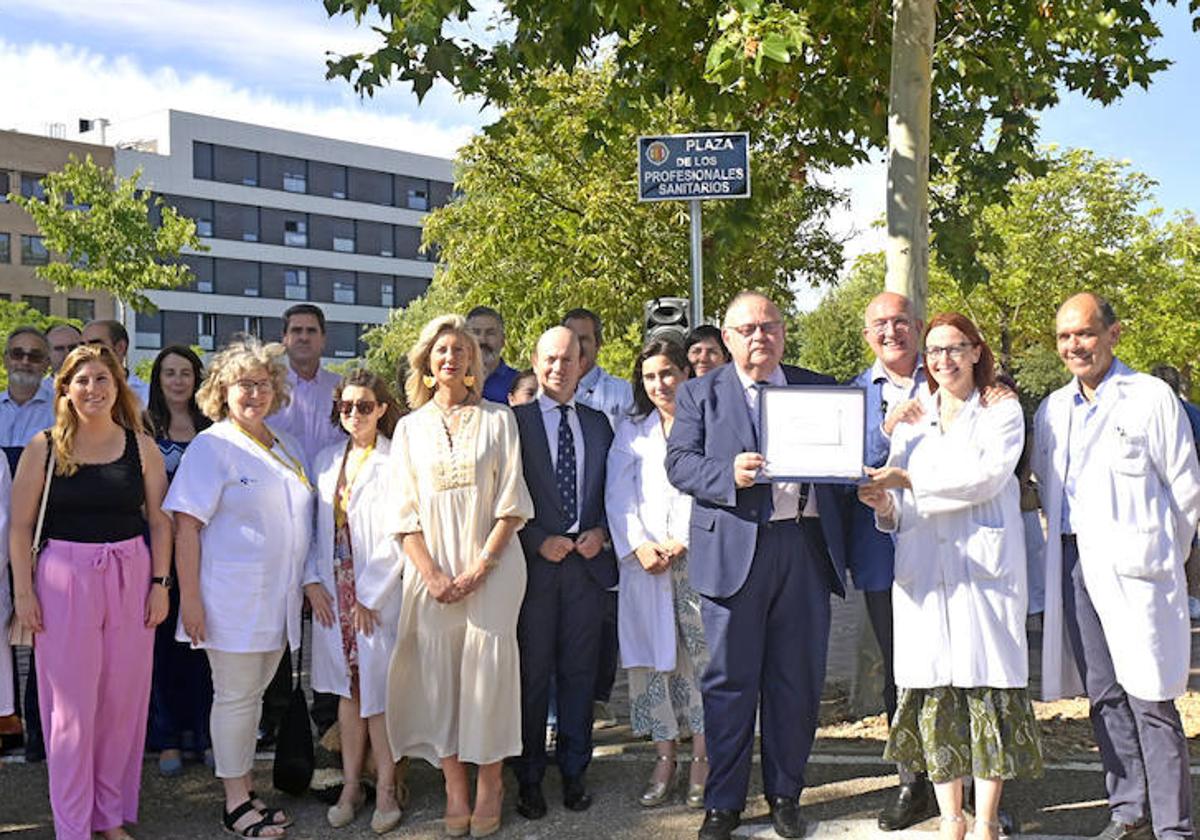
[
  {"left": 512, "top": 326, "right": 616, "bottom": 819},
  {"left": 666, "top": 291, "right": 848, "bottom": 840},
  {"left": 845, "top": 291, "right": 935, "bottom": 830}
]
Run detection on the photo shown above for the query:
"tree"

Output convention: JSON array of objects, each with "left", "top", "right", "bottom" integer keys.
[
  {"left": 9, "top": 155, "right": 203, "bottom": 312},
  {"left": 324, "top": 0, "right": 1198, "bottom": 290},
  {"left": 790, "top": 149, "right": 1193, "bottom": 404},
  {"left": 362, "top": 65, "right": 846, "bottom": 383}
]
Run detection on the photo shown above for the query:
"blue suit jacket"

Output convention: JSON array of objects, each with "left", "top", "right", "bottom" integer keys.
[
  {"left": 665, "top": 363, "right": 847, "bottom": 600},
  {"left": 842, "top": 364, "right": 899, "bottom": 592},
  {"left": 514, "top": 399, "right": 617, "bottom": 589}
]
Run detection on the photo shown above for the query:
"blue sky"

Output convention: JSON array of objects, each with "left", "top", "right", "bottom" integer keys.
[{"left": 1, "top": 0, "right": 1196, "bottom": 261}]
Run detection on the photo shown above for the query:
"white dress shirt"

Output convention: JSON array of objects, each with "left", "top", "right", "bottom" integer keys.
[
  {"left": 575, "top": 365, "right": 634, "bottom": 429},
  {"left": 269, "top": 365, "right": 347, "bottom": 469},
  {"left": 734, "top": 365, "right": 817, "bottom": 520},
  {"left": 538, "top": 392, "right": 586, "bottom": 532}
]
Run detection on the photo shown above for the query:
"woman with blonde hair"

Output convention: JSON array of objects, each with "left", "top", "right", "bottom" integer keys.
[
  {"left": 10, "top": 344, "right": 172, "bottom": 840},
  {"left": 304, "top": 368, "right": 406, "bottom": 833},
  {"left": 165, "top": 337, "right": 313, "bottom": 838},
  {"left": 385, "top": 314, "right": 533, "bottom": 838}
]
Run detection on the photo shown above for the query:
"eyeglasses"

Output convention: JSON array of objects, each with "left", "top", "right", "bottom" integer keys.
[
  {"left": 868, "top": 317, "right": 912, "bottom": 335},
  {"left": 924, "top": 343, "right": 975, "bottom": 360},
  {"left": 232, "top": 379, "right": 273, "bottom": 394},
  {"left": 6, "top": 348, "right": 47, "bottom": 363},
  {"left": 336, "top": 399, "right": 378, "bottom": 416},
  {"left": 728, "top": 320, "right": 783, "bottom": 338}
]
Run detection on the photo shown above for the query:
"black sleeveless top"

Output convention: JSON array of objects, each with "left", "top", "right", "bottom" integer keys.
[{"left": 43, "top": 429, "right": 146, "bottom": 543}]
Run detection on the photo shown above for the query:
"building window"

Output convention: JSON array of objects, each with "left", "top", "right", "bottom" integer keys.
[
  {"left": 333, "top": 235, "right": 355, "bottom": 253},
  {"left": 196, "top": 216, "right": 213, "bottom": 237},
  {"left": 0, "top": 233, "right": 9, "bottom": 263},
  {"left": 284, "top": 268, "right": 308, "bottom": 300},
  {"left": 243, "top": 316, "right": 262, "bottom": 338},
  {"left": 21, "top": 234, "right": 49, "bottom": 265},
  {"left": 67, "top": 298, "right": 95, "bottom": 322},
  {"left": 22, "top": 295, "right": 50, "bottom": 315},
  {"left": 213, "top": 145, "right": 259, "bottom": 187},
  {"left": 193, "top": 141, "right": 214, "bottom": 180},
  {"left": 333, "top": 277, "right": 356, "bottom": 304},
  {"left": 284, "top": 219, "right": 307, "bottom": 247},
  {"left": 406, "top": 187, "right": 429, "bottom": 211},
  {"left": 136, "top": 312, "right": 162, "bottom": 350},
  {"left": 198, "top": 313, "right": 216, "bottom": 350},
  {"left": 381, "top": 280, "right": 394, "bottom": 308},
  {"left": 283, "top": 169, "right": 307, "bottom": 193},
  {"left": 20, "top": 173, "right": 46, "bottom": 201},
  {"left": 0, "top": 171, "right": 9, "bottom": 202}
]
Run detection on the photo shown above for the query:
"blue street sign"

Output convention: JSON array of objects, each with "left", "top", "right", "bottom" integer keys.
[{"left": 637, "top": 132, "right": 751, "bottom": 202}]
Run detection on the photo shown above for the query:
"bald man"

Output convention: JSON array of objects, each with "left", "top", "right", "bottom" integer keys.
[
  {"left": 1034, "top": 293, "right": 1200, "bottom": 840},
  {"left": 666, "top": 292, "right": 847, "bottom": 840},
  {"left": 511, "top": 326, "right": 616, "bottom": 819}
]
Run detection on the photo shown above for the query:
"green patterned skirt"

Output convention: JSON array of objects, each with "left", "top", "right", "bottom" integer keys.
[{"left": 883, "top": 686, "right": 1044, "bottom": 783}]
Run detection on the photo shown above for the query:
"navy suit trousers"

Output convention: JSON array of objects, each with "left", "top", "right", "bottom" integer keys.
[
  {"left": 1062, "top": 537, "right": 1193, "bottom": 838},
  {"left": 515, "top": 551, "right": 605, "bottom": 787},
  {"left": 699, "top": 519, "right": 832, "bottom": 811}
]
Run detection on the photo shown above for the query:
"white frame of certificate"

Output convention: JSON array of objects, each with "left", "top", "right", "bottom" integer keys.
[{"left": 758, "top": 384, "right": 866, "bottom": 483}]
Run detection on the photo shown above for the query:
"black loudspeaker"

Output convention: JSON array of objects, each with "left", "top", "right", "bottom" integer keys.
[{"left": 644, "top": 297, "right": 690, "bottom": 345}]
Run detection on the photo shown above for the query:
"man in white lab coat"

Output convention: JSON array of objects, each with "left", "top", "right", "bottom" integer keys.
[{"left": 1033, "top": 293, "right": 1200, "bottom": 840}]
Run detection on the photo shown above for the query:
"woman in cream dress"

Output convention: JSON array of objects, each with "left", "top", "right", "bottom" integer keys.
[{"left": 386, "top": 314, "right": 533, "bottom": 838}]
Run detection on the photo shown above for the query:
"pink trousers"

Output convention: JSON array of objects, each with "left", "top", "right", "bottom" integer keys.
[{"left": 35, "top": 537, "right": 153, "bottom": 840}]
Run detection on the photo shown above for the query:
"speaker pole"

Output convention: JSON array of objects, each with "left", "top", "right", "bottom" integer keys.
[{"left": 689, "top": 198, "right": 704, "bottom": 329}]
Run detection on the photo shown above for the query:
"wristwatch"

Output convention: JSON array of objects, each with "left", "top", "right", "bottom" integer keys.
[
  {"left": 480, "top": 550, "right": 498, "bottom": 569},
  {"left": 151, "top": 575, "right": 174, "bottom": 590}
]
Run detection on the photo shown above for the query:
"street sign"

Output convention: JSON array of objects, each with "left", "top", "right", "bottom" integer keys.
[{"left": 637, "top": 132, "right": 751, "bottom": 202}]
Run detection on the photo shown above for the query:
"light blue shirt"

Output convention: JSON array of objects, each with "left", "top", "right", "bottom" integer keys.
[
  {"left": 575, "top": 365, "right": 633, "bottom": 429},
  {"left": 0, "top": 379, "right": 55, "bottom": 448},
  {"left": 1061, "top": 360, "right": 1123, "bottom": 534}
]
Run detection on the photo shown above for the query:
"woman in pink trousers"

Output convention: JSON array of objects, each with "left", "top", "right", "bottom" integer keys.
[{"left": 10, "top": 344, "right": 172, "bottom": 840}]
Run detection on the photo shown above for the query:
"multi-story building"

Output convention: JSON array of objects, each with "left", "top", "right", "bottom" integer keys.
[
  {"left": 111, "top": 110, "right": 454, "bottom": 364},
  {"left": 0, "top": 131, "right": 118, "bottom": 321}
]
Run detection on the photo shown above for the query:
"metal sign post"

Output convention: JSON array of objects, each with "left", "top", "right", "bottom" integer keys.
[
  {"left": 637, "top": 132, "right": 751, "bottom": 328},
  {"left": 689, "top": 199, "right": 703, "bottom": 331}
]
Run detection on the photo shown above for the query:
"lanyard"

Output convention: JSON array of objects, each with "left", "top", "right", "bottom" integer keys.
[
  {"left": 337, "top": 440, "right": 374, "bottom": 515},
  {"left": 233, "top": 421, "right": 312, "bottom": 491}
]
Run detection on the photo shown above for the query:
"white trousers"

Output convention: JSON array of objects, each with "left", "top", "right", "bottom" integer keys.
[{"left": 205, "top": 648, "right": 285, "bottom": 779}]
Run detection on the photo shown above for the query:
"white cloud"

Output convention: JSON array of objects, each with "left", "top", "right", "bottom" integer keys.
[{"left": 0, "top": 40, "right": 482, "bottom": 158}]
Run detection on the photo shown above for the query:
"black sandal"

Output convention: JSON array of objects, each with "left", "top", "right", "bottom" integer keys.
[
  {"left": 222, "top": 799, "right": 285, "bottom": 837},
  {"left": 248, "top": 790, "right": 294, "bottom": 828}
]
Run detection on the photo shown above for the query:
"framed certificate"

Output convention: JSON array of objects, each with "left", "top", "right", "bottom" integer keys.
[{"left": 758, "top": 385, "right": 866, "bottom": 483}]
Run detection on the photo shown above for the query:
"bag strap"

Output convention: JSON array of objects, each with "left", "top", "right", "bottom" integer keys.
[{"left": 31, "top": 431, "right": 53, "bottom": 556}]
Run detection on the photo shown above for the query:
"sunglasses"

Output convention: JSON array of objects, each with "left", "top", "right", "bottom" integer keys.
[
  {"left": 336, "top": 399, "right": 378, "bottom": 416},
  {"left": 7, "top": 348, "right": 47, "bottom": 363}
]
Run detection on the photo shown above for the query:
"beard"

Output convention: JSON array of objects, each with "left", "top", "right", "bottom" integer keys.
[
  {"left": 8, "top": 370, "right": 41, "bottom": 390},
  {"left": 479, "top": 344, "right": 498, "bottom": 369}
]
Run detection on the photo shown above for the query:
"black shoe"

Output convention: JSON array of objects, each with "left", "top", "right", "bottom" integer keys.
[
  {"left": 997, "top": 807, "right": 1017, "bottom": 836},
  {"left": 563, "top": 776, "right": 593, "bottom": 811},
  {"left": 766, "top": 796, "right": 805, "bottom": 839},
  {"left": 516, "top": 783, "right": 547, "bottom": 820},
  {"left": 1091, "top": 820, "right": 1153, "bottom": 840},
  {"left": 878, "top": 780, "right": 936, "bottom": 831},
  {"left": 697, "top": 809, "right": 741, "bottom": 840}
]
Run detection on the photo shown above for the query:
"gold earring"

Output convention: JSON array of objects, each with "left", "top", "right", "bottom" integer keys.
[
  {"left": 422, "top": 374, "right": 435, "bottom": 389},
  {"left": 463, "top": 374, "right": 476, "bottom": 387}
]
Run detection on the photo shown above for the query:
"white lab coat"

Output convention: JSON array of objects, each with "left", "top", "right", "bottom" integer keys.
[
  {"left": 605, "top": 412, "right": 692, "bottom": 671},
  {"left": 164, "top": 419, "right": 314, "bottom": 653},
  {"left": 1032, "top": 361, "right": 1200, "bottom": 702},
  {"left": 304, "top": 435, "right": 404, "bottom": 718},
  {"left": 880, "top": 391, "right": 1029, "bottom": 689}
]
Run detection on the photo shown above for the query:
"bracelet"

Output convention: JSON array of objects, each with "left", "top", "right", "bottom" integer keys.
[{"left": 480, "top": 550, "right": 498, "bottom": 569}]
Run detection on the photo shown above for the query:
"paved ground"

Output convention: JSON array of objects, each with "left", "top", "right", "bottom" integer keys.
[{"left": 4, "top": 595, "right": 1200, "bottom": 838}]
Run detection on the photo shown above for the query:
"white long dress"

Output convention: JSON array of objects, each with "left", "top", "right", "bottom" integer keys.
[{"left": 385, "top": 401, "right": 533, "bottom": 767}]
